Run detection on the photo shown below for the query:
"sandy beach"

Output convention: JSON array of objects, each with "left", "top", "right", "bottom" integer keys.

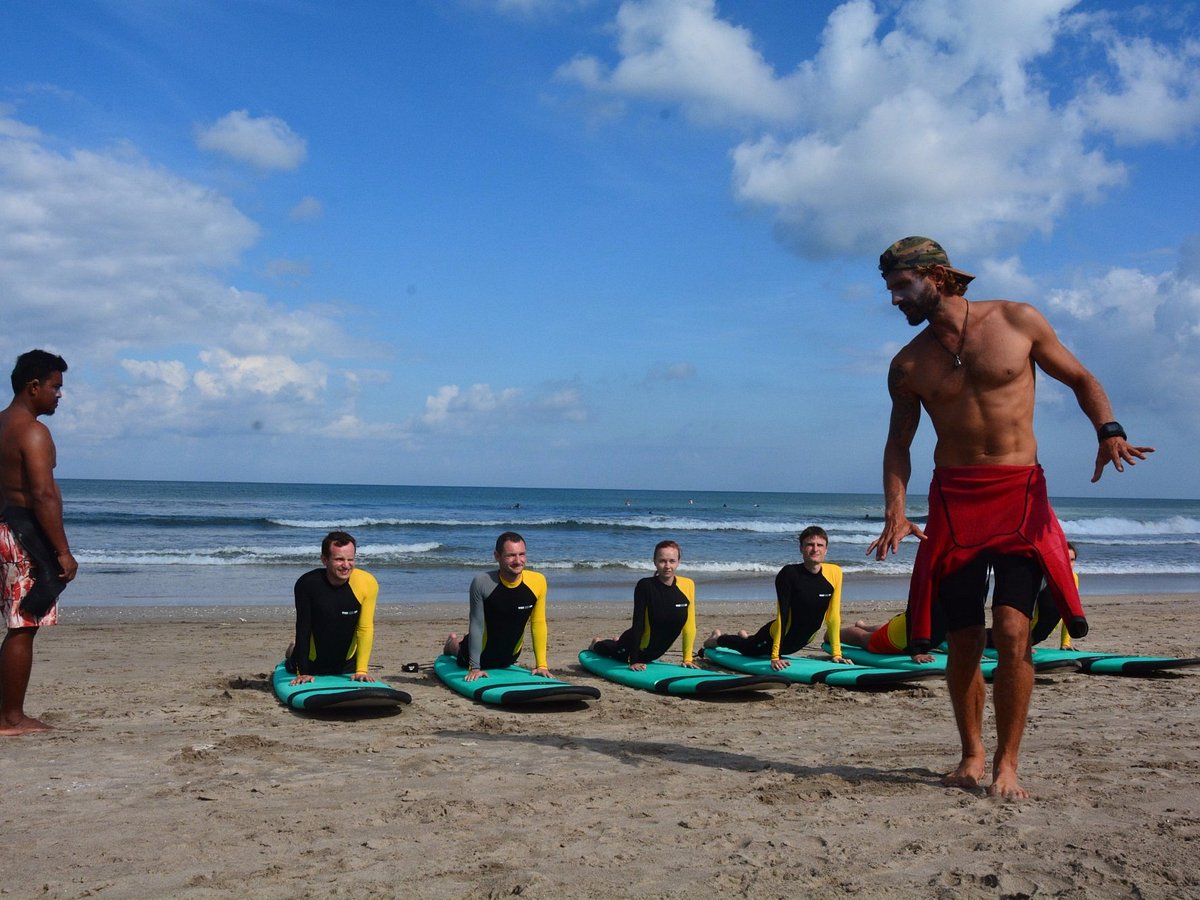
[{"left": 2, "top": 593, "right": 1198, "bottom": 899}]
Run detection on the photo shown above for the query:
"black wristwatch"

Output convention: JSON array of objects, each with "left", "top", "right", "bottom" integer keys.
[{"left": 1096, "top": 421, "right": 1127, "bottom": 442}]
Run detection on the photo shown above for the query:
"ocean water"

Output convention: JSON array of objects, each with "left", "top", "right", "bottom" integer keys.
[{"left": 60, "top": 479, "right": 1199, "bottom": 608}]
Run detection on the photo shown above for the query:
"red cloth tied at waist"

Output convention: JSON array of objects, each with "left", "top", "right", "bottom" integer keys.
[{"left": 906, "top": 465, "right": 1087, "bottom": 653}]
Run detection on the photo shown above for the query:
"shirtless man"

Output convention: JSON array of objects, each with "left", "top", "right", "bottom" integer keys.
[
  {"left": 866, "top": 237, "right": 1152, "bottom": 799},
  {"left": 1, "top": 350, "right": 79, "bottom": 736}
]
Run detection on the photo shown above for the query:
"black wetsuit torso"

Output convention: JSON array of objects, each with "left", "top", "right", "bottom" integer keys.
[{"left": 289, "top": 568, "right": 363, "bottom": 675}]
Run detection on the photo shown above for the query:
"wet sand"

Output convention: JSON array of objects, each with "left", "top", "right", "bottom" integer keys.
[{"left": 2, "top": 593, "right": 1198, "bottom": 898}]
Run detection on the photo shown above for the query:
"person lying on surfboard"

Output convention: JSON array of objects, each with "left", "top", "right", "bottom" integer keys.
[
  {"left": 844, "top": 544, "right": 1080, "bottom": 663},
  {"left": 588, "top": 540, "right": 698, "bottom": 671},
  {"left": 703, "top": 525, "right": 850, "bottom": 670},
  {"left": 284, "top": 530, "right": 379, "bottom": 686},
  {"left": 442, "top": 531, "right": 552, "bottom": 683}
]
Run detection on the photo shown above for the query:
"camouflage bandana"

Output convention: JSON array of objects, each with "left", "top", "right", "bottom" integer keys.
[{"left": 879, "top": 236, "right": 975, "bottom": 284}]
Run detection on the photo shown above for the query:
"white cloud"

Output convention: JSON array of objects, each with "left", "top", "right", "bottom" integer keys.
[
  {"left": 557, "top": 0, "right": 798, "bottom": 125},
  {"left": 193, "top": 349, "right": 327, "bottom": 403},
  {"left": 419, "top": 384, "right": 522, "bottom": 429},
  {"left": 0, "top": 110, "right": 390, "bottom": 446},
  {"left": 416, "top": 382, "right": 588, "bottom": 432},
  {"left": 289, "top": 195, "right": 323, "bottom": 221},
  {"left": 563, "top": 0, "right": 1200, "bottom": 257},
  {"left": 195, "top": 110, "right": 307, "bottom": 170},
  {"left": 1072, "top": 23, "right": 1200, "bottom": 144},
  {"left": 122, "top": 358, "right": 190, "bottom": 392},
  {"left": 647, "top": 361, "right": 696, "bottom": 381},
  {"left": 1046, "top": 240, "right": 1200, "bottom": 416}
]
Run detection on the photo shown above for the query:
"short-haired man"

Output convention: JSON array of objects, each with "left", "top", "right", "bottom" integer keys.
[
  {"left": 443, "top": 531, "right": 551, "bottom": 683},
  {"left": 867, "top": 236, "right": 1153, "bottom": 798},
  {"left": 286, "top": 531, "right": 379, "bottom": 685},
  {"left": 704, "top": 525, "right": 849, "bottom": 669},
  {"left": 1, "top": 350, "right": 78, "bottom": 736}
]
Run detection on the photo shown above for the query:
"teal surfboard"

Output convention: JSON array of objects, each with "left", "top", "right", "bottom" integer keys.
[
  {"left": 578, "top": 650, "right": 788, "bottom": 696},
  {"left": 830, "top": 644, "right": 1078, "bottom": 679},
  {"left": 702, "top": 646, "right": 941, "bottom": 687},
  {"left": 272, "top": 662, "right": 412, "bottom": 711},
  {"left": 1022, "top": 647, "right": 1200, "bottom": 676},
  {"left": 433, "top": 654, "right": 601, "bottom": 705}
]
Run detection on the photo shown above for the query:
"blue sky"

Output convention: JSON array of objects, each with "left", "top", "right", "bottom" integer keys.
[{"left": 2, "top": 0, "right": 1197, "bottom": 498}]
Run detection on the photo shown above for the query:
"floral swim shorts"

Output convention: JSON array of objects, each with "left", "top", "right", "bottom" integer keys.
[{"left": 1, "top": 522, "right": 58, "bottom": 628}]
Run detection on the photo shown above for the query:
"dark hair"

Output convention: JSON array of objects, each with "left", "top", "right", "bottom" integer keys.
[
  {"left": 11, "top": 349, "right": 68, "bottom": 395},
  {"left": 653, "top": 539, "right": 681, "bottom": 559},
  {"left": 321, "top": 530, "right": 356, "bottom": 557},
  {"left": 798, "top": 525, "right": 828, "bottom": 544},
  {"left": 1066, "top": 541, "right": 1078, "bottom": 557},
  {"left": 495, "top": 531, "right": 525, "bottom": 553}
]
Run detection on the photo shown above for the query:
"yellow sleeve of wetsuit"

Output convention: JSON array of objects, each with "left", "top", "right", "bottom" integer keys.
[
  {"left": 677, "top": 576, "right": 697, "bottom": 663},
  {"left": 525, "top": 570, "right": 549, "bottom": 669},
  {"left": 349, "top": 568, "right": 379, "bottom": 674},
  {"left": 1060, "top": 571, "right": 1079, "bottom": 649},
  {"left": 823, "top": 564, "right": 844, "bottom": 659},
  {"left": 770, "top": 571, "right": 786, "bottom": 661}
]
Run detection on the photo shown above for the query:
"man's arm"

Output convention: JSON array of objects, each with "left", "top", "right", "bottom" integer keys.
[
  {"left": 1019, "top": 303, "right": 1154, "bottom": 481},
  {"left": 349, "top": 570, "right": 378, "bottom": 681},
  {"left": 867, "top": 359, "right": 927, "bottom": 559},
  {"left": 290, "top": 576, "right": 315, "bottom": 684},
  {"left": 527, "top": 572, "right": 551, "bottom": 676},
  {"left": 22, "top": 423, "right": 77, "bottom": 582},
  {"left": 627, "top": 579, "right": 651, "bottom": 668},
  {"left": 463, "top": 574, "right": 489, "bottom": 681}
]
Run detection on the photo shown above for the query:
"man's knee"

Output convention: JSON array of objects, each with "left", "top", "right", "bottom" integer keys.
[{"left": 991, "top": 607, "right": 1032, "bottom": 659}]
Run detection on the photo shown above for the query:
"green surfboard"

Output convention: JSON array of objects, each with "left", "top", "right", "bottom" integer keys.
[
  {"left": 578, "top": 650, "right": 788, "bottom": 696},
  {"left": 272, "top": 662, "right": 412, "bottom": 711},
  {"left": 830, "top": 644, "right": 1079, "bottom": 679},
  {"left": 433, "top": 654, "right": 601, "bottom": 705},
  {"left": 1020, "top": 647, "right": 1200, "bottom": 676},
  {"left": 702, "top": 646, "right": 941, "bottom": 687}
]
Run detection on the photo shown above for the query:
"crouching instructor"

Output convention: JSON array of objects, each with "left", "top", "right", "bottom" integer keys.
[
  {"left": 286, "top": 531, "right": 378, "bottom": 685},
  {"left": 1, "top": 350, "right": 78, "bottom": 736}
]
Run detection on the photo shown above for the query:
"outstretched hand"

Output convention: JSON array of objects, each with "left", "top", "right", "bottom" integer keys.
[
  {"left": 866, "top": 517, "right": 927, "bottom": 560},
  {"left": 1092, "top": 438, "right": 1154, "bottom": 482}
]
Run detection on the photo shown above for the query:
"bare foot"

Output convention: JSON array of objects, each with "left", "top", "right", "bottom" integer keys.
[
  {"left": 987, "top": 766, "right": 1029, "bottom": 800},
  {"left": 737, "top": 630, "right": 749, "bottom": 639},
  {"left": 855, "top": 619, "right": 869, "bottom": 628},
  {"left": 703, "top": 629, "right": 722, "bottom": 649},
  {"left": 0, "top": 715, "right": 54, "bottom": 736},
  {"left": 442, "top": 632, "right": 460, "bottom": 655},
  {"left": 588, "top": 637, "right": 601, "bottom": 650},
  {"left": 942, "top": 753, "right": 986, "bottom": 790}
]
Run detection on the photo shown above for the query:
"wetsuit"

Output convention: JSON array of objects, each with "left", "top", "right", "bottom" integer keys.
[
  {"left": 865, "top": 606, "right": 950, "bottom": 655},
  {"left": 457, "top": 569, "right": 548, "bottom": 671},
  {"left": 288, "top": 567, "right": 378, "bottom": 676},
  {"left": 906, "top": 465, "right": 1086, "bottom": 654},
  {"left": 715, "top": 563, "right": 844, "bottom": 660},
  {"left": 591, "top": 575, "right": 696, "bottom": 664}
]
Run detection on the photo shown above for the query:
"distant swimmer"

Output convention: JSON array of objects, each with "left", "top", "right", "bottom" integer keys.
[
  {"left": 866, "top": 236, "right": 1153, "bottom": 798},
  {"left": 1, "top": 350, "right": 78, "bottom": 736},
  {"left": 704, "top": 526, "right": 849, "bottom": 669},
  {"left": 443, "top": 531, "right": 551, "bottom": 682},
  {"left": 285, "top": 531, "right": 379, "bottom": 685},
  {"left": 589, "top": 540, "right": 697, "bottom": 671}
]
